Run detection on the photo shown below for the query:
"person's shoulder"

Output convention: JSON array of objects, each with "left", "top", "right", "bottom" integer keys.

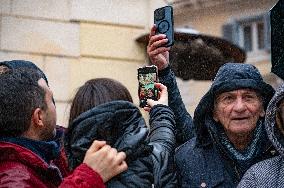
[
  {"left": 0, "top": 161, "right": 55, "bottom": 187},
  {"left": 248, "top": 155, "right": 282, "bottom": 173},
  {"left": 245, "top": 155, "right": 283, "bottom": 181},
  {"left": 0, "top": 161, "right": 32, "bottom": 181},
  {"left": 1, "top": 160, "right": 29, "bottom": 170},
  {"left": 238, "top": 156, "right": 283, "bottom": 187}
]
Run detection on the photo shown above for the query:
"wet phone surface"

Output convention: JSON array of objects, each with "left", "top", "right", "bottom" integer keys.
[
  {"left": 137, "top": 66, "right": 159, "bottom": 108},
  {"left": 154, "top": 6, "right": 174, "bottom": 47}
]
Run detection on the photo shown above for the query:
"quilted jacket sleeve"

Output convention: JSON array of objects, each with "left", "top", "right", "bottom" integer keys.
[
  {"left": 148, "top": 105, "right": 177, "bottom": 188},
  {"left": 59, "top": 163, "right": 105, "bottom": 188},
  {"left": 158, "top": 66, "right": 195, "bottom": 146}
]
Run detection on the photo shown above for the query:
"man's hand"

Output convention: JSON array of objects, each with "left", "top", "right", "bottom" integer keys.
[
  {"left": 147, "top": 25, "right": 171, "bottom": 70},
  {"left": 83, "top": 140, "right": 128, "bottom": 183},
  {"left": 144, "top": 83, "right": 168, "bottom": 112}
]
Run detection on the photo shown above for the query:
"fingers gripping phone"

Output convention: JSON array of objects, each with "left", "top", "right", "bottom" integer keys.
[
  {"left": 154, "top": 6, "right": 174, "bottom": 47},
  {"left": 137, "top": 66, "right": 159, "bottom": 108}
]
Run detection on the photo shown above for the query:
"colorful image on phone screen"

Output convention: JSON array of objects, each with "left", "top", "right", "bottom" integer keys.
[{"left": 138, "top": 66, "right": 158, "bottom": 107}]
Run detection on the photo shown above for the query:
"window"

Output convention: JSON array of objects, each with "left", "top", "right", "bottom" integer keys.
[
  {"left": 239, "top": 21, "right": 265, "bottom": 52},
  {"left": 222, "top": 13, "right": 270, "bottom": 56}
]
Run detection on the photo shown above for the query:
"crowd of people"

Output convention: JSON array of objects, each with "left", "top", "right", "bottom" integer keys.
[{"left": 0, "top": 24, "right": 284, "bottom": 188}]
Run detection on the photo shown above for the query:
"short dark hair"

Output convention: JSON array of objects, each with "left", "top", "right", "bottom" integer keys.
[
  {"left": 0, "top": 60, "right": 49, "bottom": 86},
  {"left": 0, "top": 69, "right": 47, "bottom": 137},
  {"left": 69, "top": 78, "right": 133, "bottom": 125}
]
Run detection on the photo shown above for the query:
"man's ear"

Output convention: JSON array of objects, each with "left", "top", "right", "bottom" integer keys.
[{"left": 31, "top": 108, "right": 44, "bottom": 128}]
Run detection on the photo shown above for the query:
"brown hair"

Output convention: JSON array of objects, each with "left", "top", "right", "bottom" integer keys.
[{"left": 68, "top": 78, "right": 133, "bottom": 125}]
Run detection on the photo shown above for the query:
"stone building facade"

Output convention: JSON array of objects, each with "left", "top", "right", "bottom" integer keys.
[{"left": 0, "top": 0, "right": 281, "bottom": 126}]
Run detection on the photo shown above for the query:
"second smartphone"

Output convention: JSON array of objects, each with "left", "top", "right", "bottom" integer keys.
[{"left": 137, "top": 66, "right": 159, "bottom": 108}]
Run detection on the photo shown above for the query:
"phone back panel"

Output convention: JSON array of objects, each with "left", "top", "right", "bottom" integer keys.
[{"left": 154, "top": 6, "right": 174, "bottom": 47}]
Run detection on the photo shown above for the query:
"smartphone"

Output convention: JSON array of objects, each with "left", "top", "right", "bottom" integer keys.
[
  {"left": 154, "top": 6, "right": 174, "bottom": 47},
  {"left": 137, "top": 66, "right": 159, "bottom": 108}
]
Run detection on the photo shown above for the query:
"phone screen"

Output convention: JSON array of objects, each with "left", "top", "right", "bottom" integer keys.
[{"left": 138, "top": 66, "right": 158, "bottom": 107}]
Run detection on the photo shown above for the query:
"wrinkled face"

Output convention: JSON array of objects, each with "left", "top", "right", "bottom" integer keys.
[
  {"left": 213, "top": 89, "right": 265, "bottom": 137},
  {"left": 38, "top": 78, "right": 57, "bottom": 140}
]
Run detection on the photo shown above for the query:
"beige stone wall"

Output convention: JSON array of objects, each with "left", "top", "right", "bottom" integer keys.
[{"left": 0, "top": 0, "right": 169, "bottom": 127}]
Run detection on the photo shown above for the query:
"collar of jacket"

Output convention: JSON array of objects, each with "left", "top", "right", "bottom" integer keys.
[{"left": 0, "top": 135, "right": 61, "bottom": 164}]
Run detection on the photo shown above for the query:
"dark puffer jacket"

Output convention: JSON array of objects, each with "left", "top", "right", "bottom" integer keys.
[
  {"left": 64, "top": 100, "right": 177, "bottom": 188},
  {"left": 238, "top": 84, "right": 284, "bottom": 188},
  {"left": 161, "top": 63, "right": 276, "bottom": 187}
]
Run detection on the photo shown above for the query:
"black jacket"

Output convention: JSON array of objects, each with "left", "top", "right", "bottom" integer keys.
[{"left": 64, "top": 100, "right": 177, "bottom": 188}]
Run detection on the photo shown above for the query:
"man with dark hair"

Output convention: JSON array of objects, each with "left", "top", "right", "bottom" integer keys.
[{"left": 0, "top": 65, "right": 127, "bottom": 187}]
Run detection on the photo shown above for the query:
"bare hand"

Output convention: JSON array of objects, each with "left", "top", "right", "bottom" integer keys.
[
  {"left": 83, "top": 140, "right": 128, "bottom": 183},
  {"left": 147, "top": 25, "right": 170, "bottom": 70},
  {"left": 144, "top": 83, "right": 168, "bottom": 112}
]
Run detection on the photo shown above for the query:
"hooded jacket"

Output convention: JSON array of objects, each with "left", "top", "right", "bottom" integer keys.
[
  {"left": 161, "top": 63, "right": 276, "bottom": 187},
  {"left": 64, "top": 100, "right": 177, "bottom": 188},
  {"left": 238, "top": 84, "right": 284, "bottom": 188}
]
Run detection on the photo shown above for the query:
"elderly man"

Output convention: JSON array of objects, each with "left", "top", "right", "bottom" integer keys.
[
  {"left": 147, "top": 25, "right": 277, "bottom": 187},
  {"left": 0, "top": 63, "right": 127, "bottom": 187}
]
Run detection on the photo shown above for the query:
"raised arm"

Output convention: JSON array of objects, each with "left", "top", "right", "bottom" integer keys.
[{"left": 147, "top": 25, "right": 195, "bottom": 146}]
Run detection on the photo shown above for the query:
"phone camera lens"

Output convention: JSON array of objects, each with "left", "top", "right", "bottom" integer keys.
[
  {"left": 155, "top": 8, "right": 165, "bottom": 21},
  {"left": 158, "top": 21, "right": 169, "bottom": 33}
]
